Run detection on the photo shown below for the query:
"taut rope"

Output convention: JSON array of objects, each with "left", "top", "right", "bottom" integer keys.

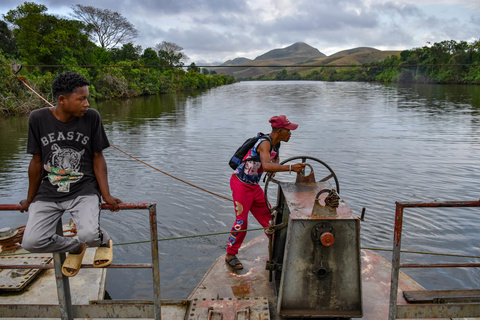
[{"left": 109, "top": 144, "right": 233, "bottom": 202}]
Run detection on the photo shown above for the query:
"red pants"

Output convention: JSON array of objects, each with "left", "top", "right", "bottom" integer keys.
[{"left": 227, "top": 175, "right": 271, "bottom": 255}]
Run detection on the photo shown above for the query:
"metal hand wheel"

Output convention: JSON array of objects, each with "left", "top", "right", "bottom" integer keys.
[{"left": 264, "top": 156, "right": 340, "bottom": 213}]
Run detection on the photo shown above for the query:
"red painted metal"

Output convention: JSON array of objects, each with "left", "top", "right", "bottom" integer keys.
[
  {"left": 0, "top": 263, "right": 153, "bottom": 269},
  {"left": 320, "top": 232, "right": 334, "bottom": 247},
  {"left": 0, "top": 203, "right": 154, "bottom": 212},
  {"left": 0, "top": 204, "right": 21, "bottom": 211},
  {"left": 401, "top": 263, "right": 480, "bottom": 268},
  {"left": 397, "top": 200, "right": 480, "bottom": 208}
]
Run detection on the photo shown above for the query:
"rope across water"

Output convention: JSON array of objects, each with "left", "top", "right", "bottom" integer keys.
[{"left": 109, "top": 144, "right": 233, "bottom": 202}]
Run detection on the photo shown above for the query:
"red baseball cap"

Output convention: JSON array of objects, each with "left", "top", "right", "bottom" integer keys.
[{"left": 269, "top": 115, "right": 298, "bottom": 130}]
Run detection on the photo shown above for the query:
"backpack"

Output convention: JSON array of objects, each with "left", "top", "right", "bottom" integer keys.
[{"left": 229, "top": 133, "right": 272, "bottom": 170}]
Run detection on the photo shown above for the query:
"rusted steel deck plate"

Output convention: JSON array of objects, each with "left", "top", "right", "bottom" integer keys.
[
  {"left": 279, "top": 181, "right": 357, "bottom": 220},
  {"left": 0, "top": 255, "right": 52, "bottom": 291},
  {"left": 0, "top": 300, "right": 190, "bottom": 319},
  {"left": 404, "top": 289, "right": 480, "bottom": 304},
  {"left": 189, "top": 236, "right": 277, "bottom": 319},
  {"left": 188, "top": 297, "right": 270, "bottom": 319},
  {"left": 0, "top": 248, "right": 106, "bottom": 306},
  {"left": 358, "top": 249, "right": 422, "bottom": 319}
]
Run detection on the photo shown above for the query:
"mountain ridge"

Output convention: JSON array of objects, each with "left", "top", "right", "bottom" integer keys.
[{"left": 213, "top": 42, "right": 401, "bottom": 79}]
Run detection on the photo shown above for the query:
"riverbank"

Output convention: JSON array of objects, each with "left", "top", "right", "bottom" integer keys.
[{"left": 0, "top": 56, "right": 236, "bottom": 116}]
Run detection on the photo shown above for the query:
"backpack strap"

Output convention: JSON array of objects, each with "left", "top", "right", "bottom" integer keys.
[
  {"left": 261, "top": 134, "right": 281, "bottom": 155},
  {"left": 259, "top": 134, "right": 273, "bottom": 152}
]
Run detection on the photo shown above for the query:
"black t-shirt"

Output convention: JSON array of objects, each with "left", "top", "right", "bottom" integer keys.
[{"left": 27, "top": 107, "right": 110, "bottom": 202}]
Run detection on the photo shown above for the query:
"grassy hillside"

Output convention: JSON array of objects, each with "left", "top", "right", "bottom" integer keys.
[
  {"left": 288, "top": 50, "right": 401, "bottom": 76},
  {"left": 329, "top": 47, "right": 380, "bottom": 58}
]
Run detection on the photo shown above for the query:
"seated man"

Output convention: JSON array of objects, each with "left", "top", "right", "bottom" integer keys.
[{"left": 20, "top": 71, "right": 121, "bottom": 277}]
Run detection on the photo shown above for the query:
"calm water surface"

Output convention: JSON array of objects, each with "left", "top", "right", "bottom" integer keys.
[{"left": 1, "top": 81, "right": 480, "bottom": 299}]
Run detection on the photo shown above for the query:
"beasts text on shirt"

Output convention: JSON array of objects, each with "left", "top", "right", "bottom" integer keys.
[{"left": 40, "top": 131, "right": 90, "bottom": 147}]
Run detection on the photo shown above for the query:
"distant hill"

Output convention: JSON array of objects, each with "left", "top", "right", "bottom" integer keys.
[
  {"left": 328, "top": 47, "right": 379, "bottom": 58},
  {"left": 255, "top": 42, "right": 326, "bottom": 60},
  {"left": 210, "top": 43, "right": 401, "bottom": 79},
  {"left": 222, "top": 57, "right": 252, "bottom": 66},
  {"left": 211, "top": 42, "right": 326, "bottom": 78}
]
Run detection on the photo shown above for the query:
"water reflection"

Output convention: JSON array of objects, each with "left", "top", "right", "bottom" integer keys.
[{"left": 1, "top": 81, "right": 480, "bottom": 299}]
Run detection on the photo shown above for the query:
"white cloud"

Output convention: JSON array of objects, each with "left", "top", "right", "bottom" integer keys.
[{"left": 1, "top": 0, "right": 479, "bottom": 63}]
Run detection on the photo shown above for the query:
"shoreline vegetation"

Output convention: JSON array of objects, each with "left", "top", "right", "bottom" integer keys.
[
  {"left": 248, "top": 40, "right": 480, "bottom": 84},
  {"left": 1, "top": 3, "right": 479, "bottom": 116},
  {"left": 0, "top": 55, "right": 236, "bottom": 116}
]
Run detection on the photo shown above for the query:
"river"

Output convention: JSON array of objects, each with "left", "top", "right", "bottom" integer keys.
[{"left": 1, "top": 81, "right": 480, "bottom": 299}]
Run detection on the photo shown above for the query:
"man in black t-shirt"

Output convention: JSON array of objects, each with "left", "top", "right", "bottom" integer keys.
[{"left": 20, "top": 71, "right": 121, "bottom": 277}]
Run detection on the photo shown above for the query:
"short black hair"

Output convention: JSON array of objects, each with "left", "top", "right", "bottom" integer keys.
[{"left": 52, "top": 71, "right": 90, "bottom": 100}]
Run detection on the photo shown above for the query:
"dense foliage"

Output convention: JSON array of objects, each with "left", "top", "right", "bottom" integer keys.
[
  {"left": 0, "top": 2, "right": 235, "bottom": 116},
  {"left": 247, "top": 40, "right": 480, "bottom": 84}
]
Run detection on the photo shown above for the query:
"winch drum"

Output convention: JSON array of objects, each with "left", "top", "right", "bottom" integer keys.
[{"left": 266, "top": 157, "right": 362, "bottom": 318}]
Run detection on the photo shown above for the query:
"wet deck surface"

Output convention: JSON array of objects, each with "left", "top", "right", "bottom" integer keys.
[{"left": 189, "top": 236, "right": 429, "bottom": 320}]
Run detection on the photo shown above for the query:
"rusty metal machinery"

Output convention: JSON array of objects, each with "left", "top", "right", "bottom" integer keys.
[{"left": 265, "top": 156, "right": 362, "bottom": 318}]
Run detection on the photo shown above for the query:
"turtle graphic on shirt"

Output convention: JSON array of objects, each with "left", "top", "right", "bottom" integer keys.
[{"left": 44, "top": 143, "right": 84, "bottom": 192}]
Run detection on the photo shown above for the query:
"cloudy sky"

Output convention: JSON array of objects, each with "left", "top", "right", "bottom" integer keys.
[{"left": 1, "top": 0, "right": 479, "bottom": 64}]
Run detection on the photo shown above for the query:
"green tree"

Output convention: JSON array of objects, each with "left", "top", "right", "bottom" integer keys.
[
  {"left": 110, "top": 42, "right": 141, "bottom": 62},
  {"left": 71, "top": 4, "right": 138, "bottom": 49},
  {"left": 156, "top": 41, "right": 188, "bottom": 69},
  {"left": 141, "top": 47, "right": 162, "bottom": 67},
  {"left": 3, "top": 2, "right": 96, "bottom": 66},
  {"left": 187, "top": 62, "right": 200, "bottom": 73},
  {"left": 275, "top": 69, "right": 288, "bottom": 80},
  {"left": 0, "top": 21, "right": 18, "bottom": 57}
]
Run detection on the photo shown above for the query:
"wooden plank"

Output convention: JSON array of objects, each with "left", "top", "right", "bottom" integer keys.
[{"left": 404, "top": 289, "right": 480, "bottom": 303}]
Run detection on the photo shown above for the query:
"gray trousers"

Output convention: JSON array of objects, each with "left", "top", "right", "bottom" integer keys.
[{"left": 22, "top": 195, "right": 111, "bottom": 254}]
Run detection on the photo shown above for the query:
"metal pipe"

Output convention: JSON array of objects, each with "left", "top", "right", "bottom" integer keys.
[
  {"left": 0, "top": 204, "right": 21, "bottom": 210},
  {"left": 54, "top": 221, "right": 73, "bottom": 320},
  {"left": 396, "top": 200, "right": 480, "bottom": 208},
  {"left": 388, "top": 202, "right": 404, "bottom": 320},
  {"left": 149, "top": 204, "right": 162, "bottom": 320},
  {"left": 0, "top": 263, "right": 153, "bottom": 269},
  {"left": 0, "top": 203, "right": 155, "bottom": 212},
  {"left": 401, "top": 263, "right": 480, "bottom": 268}
]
